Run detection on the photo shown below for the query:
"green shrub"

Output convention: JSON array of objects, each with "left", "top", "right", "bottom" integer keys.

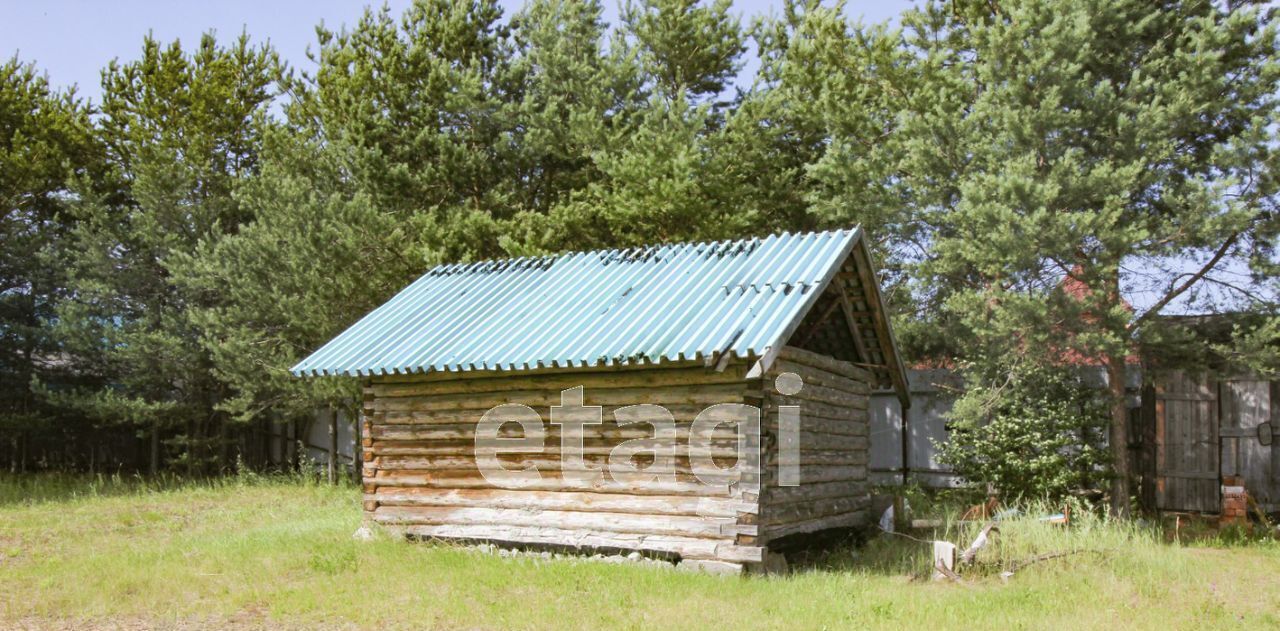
[{"left": 937, "top": 364, "right": 1110, "bottom": 501}]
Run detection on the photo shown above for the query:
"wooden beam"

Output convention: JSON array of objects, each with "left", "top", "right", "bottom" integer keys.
[
  {"left": 793, "top": 298, "right": 841, "bottom": 348},
  {"left": 849, "top": 247, "right": 909, "bottom": 403},
  {"left": 833, "top": 277, "right": 872, "bottom": 366},
  {"left": 851, "top": 362, "right": 892, "bottom": 371}
]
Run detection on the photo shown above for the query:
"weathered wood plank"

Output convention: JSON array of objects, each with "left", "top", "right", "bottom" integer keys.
[
  {"left": 376, "top": 403, "right": 757, "bottom": 426},
  {"left": 777, "top": 346, "right": 872, "bottom": 383},
  {"left": 372, "top": 506, "right": 743, "bottom": 539},
  {"left": 765, "top": 393, "right": 868, "bottom": 413},
  {"left": 765, "top": 450, "right": 869, "bottom": 467},
  {"left": 368, "top": 487, "right": 748, "bottom": 517},
  {"left": 770, "top": 359, "right": 871, "bottom": 395},
  {"left": 372, "top": 383, "right": 749, "bottom": 413},
  {"left": 763, "top": 379, "right": 869, "bottom": 409},
  {"left": 368, "top": 358, "right": 734, "bottom": 383},
  {"left": 762, "top": 509, "right": 868, "bottom": 541},
  {"left": 370, "top": 441, "right": 747, "bottom": 459},
  {"left": 370, "top": 365, "right": 749, "bottom": 398},
  {"left": 398, "top": 524, "right": 764, "bottom": 562},
  {"left": 369, "top": 423, "right": 747, "bottom": 442},
  {"left": 765, "top": 480, "right": 869, "bottom": 505},
  {"left": 371, "top": 470, "right": 736, "bottom": 497},
  {"left": 371, "top": 455, "right": 752, "bottom": 479},
  {"left": 762, "top": 496, "right": 868, "bottom": 526}
]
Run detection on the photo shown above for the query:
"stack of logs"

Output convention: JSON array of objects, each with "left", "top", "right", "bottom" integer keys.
[
  {"left": 761, "top": 346, "right": 872, "bottom": 544},
  {"left": 358, "top": 345, "right": 871, "bottom": 574}
]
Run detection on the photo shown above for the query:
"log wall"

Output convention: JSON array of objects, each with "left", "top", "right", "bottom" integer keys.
[
  {"left": 361, "top": 361, "right": 766, "bottom": 568},
  {"left": 360, "top": 348, "right": 871, "bottom": 570},
  {"left": 759, "top": 346, "right": 871, "bottom": 544}
]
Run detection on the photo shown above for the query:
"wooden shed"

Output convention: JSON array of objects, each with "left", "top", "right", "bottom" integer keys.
[{"left": 293, "top": 227, "right": 909, "bottom": 572}]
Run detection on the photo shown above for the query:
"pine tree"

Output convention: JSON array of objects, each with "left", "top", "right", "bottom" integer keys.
[
  {"left": 173, "top": 127, "right": 393, "bottom": 429},
  {"left": 293, "top": 0, "right": 514, "bottom": 264},
  {"left": 178, "top": 0, "right": 527, "bottom": 433},
  {"left": 53, "top": 33, "right": 279, "bottom": 474},
  {"left": 622, "top": 0, "right": 745, "bottom": 98},
  {"left": 507, "top": 0, "right": 757, "bottom": 251},
  {"left": 0, "top": 57, "right": 103, "bottom": 469},
  {"left": 850, "top": 0, "right": 1279, "bottom": 514},
  {"left": 502, "top": 0, "right": 640, "bottom": 216}
]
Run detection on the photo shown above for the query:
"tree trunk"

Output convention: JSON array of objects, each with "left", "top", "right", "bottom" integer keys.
[
  {"left": 150, "top": 423, "right": 160, "bottom": 476},
  {"left": 261, "top": 417, "right": 271, "bottom": 470},
  {"left": 186, "top": 418, "right": 196, "bottom": 477},
  {"left": 218, "top": 417, "right": 229, "bottom": 474},
  {"left": 327, "top": 407, "right": 338, "bottom": 485},
  {"left": 1106, "top": 353, "right": 1131, "bottom": 518},
  {"left": 288, "top": 419, "right": 298, "bottom": 472},
  {"left": 1103, "top": 268, "right": 1132, "bottom": 519}
]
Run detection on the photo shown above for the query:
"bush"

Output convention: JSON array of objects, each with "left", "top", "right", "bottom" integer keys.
[{"left": 937, "top": 364, "right": 1110, "bottom": 501}]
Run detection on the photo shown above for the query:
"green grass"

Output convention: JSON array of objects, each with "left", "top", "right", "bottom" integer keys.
[{"left": 1, "top": 474, "right": 1278, "bottom": 629}]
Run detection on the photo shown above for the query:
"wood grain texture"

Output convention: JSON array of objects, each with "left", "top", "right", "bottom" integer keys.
[
  {"left": 362, "top": 349, "right": 873, "bottom": 564},
  {"left": 759, "top": 348, "right": 872, "bottom": 545},
  {"left": 363, "top": 360, "right": 763, "bottom": 564}
]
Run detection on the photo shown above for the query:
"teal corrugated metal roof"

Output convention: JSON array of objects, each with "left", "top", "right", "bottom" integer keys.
[{"left": 292, "top": 227, "right": 863, "bottom": 378}]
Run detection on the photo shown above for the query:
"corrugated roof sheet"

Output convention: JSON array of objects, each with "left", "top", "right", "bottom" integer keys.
[{"left": 292, "top": 227, "right": 864, "bottom": 378}]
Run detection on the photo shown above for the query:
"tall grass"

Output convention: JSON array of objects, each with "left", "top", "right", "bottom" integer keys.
[
  {"left": 1, "top": 476, "right": 1278, "bottom": 629},
  {"left": 800, "top": 497, "right": 1166, "bottom": 580},
  {"left": 0, "top": 468, "right": 346, "bottom": 506}
]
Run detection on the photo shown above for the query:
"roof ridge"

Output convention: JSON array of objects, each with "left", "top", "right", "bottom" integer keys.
[{"left": 423, "top": 227, "right": 857, "bottom": 276}]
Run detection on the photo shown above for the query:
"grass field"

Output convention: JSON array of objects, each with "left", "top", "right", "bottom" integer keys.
[{"left": 1, "top": 474, "right": 1278, "bottom": 630}]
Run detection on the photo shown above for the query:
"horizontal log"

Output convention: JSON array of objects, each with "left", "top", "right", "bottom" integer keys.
[
  {"left": 761, "top": 509, "right": 867, "bottom": 542},
  {"left": 370, "top": 441, "right": 747, "bottom": 459},
  {"left": 770, "top": 359, "right": 870, "bottom": 394},
  {"left": 372, "top": 384, "right": 749, "bottom": 413},
  {"left": 368, "top": 358, "right": 734, "bottom": 384},
  {"left": 778, "top": 464, "right": 866, "bottom": 484},
  {"left": 764, "top": 480, "right": 870, "bottom": 505},
  {"left": 766, "top": 394, "right": 867, "bottom": 414},
  {"left": 369, "top": 487, "right": 751, "bottom": 518},
  {"left": 369, "top": 364, "right": 749, "bottom": 398},
  {"left": 765, "top": 380, "right": 868, "bottom": 409},
  {"left": 371, "top": 469, "right": 738, "bottom": 497},
  {"left": 771, "top": 432, "right": 867, "bottom": 452},
  {"left": 369, "top": 422, "right": 748, "bottom": 442},
  {"left": 778, "top": 346, "right": 872, "bottom": 383},
  {"left": 763, "top": 415, "right": 868, "bottom": 437},
  {"left": 373, "top": 505, "right": 743, "bottom": 539},
  {"left": 396, "top": 523, "right": 764, "bottom": 562},
  {"left": 372, "top": 454, "right": 751, "bottom": 479},
  {"left": 765, "top": 450, "right": 868, "bottom": 467},
  {"left": 368, "top": 415, "right": 863, "bottom": 442},
  {"left": 767, "top": 407, "right": 869, "bottom": 423},
  {"left": 375, "top": 403, "right": 758, "bottom": 426},
  {"left": 763, "top": 496, "right": 868, "bottom": 526}
]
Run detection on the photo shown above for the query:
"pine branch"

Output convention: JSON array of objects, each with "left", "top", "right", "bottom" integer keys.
[{"left": 1129, "top": 232, "right": 1240, "bottom": 333}]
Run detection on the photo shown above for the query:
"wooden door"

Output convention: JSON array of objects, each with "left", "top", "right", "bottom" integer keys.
[
  {"left": 1219, "top": 378, "right": 1275, "bottom": 511},
  {"left": 1153, "top": 371, "right": 1220, "bottom": 513}
]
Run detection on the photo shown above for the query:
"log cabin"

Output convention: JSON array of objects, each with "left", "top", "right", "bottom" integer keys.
[{"left": 292, "top": 227, "right": 909, "bottom": 573}]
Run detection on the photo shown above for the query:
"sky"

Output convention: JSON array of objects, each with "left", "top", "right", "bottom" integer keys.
[{"left": 1, "top": 0, "right": 915, "bottom": 103}]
